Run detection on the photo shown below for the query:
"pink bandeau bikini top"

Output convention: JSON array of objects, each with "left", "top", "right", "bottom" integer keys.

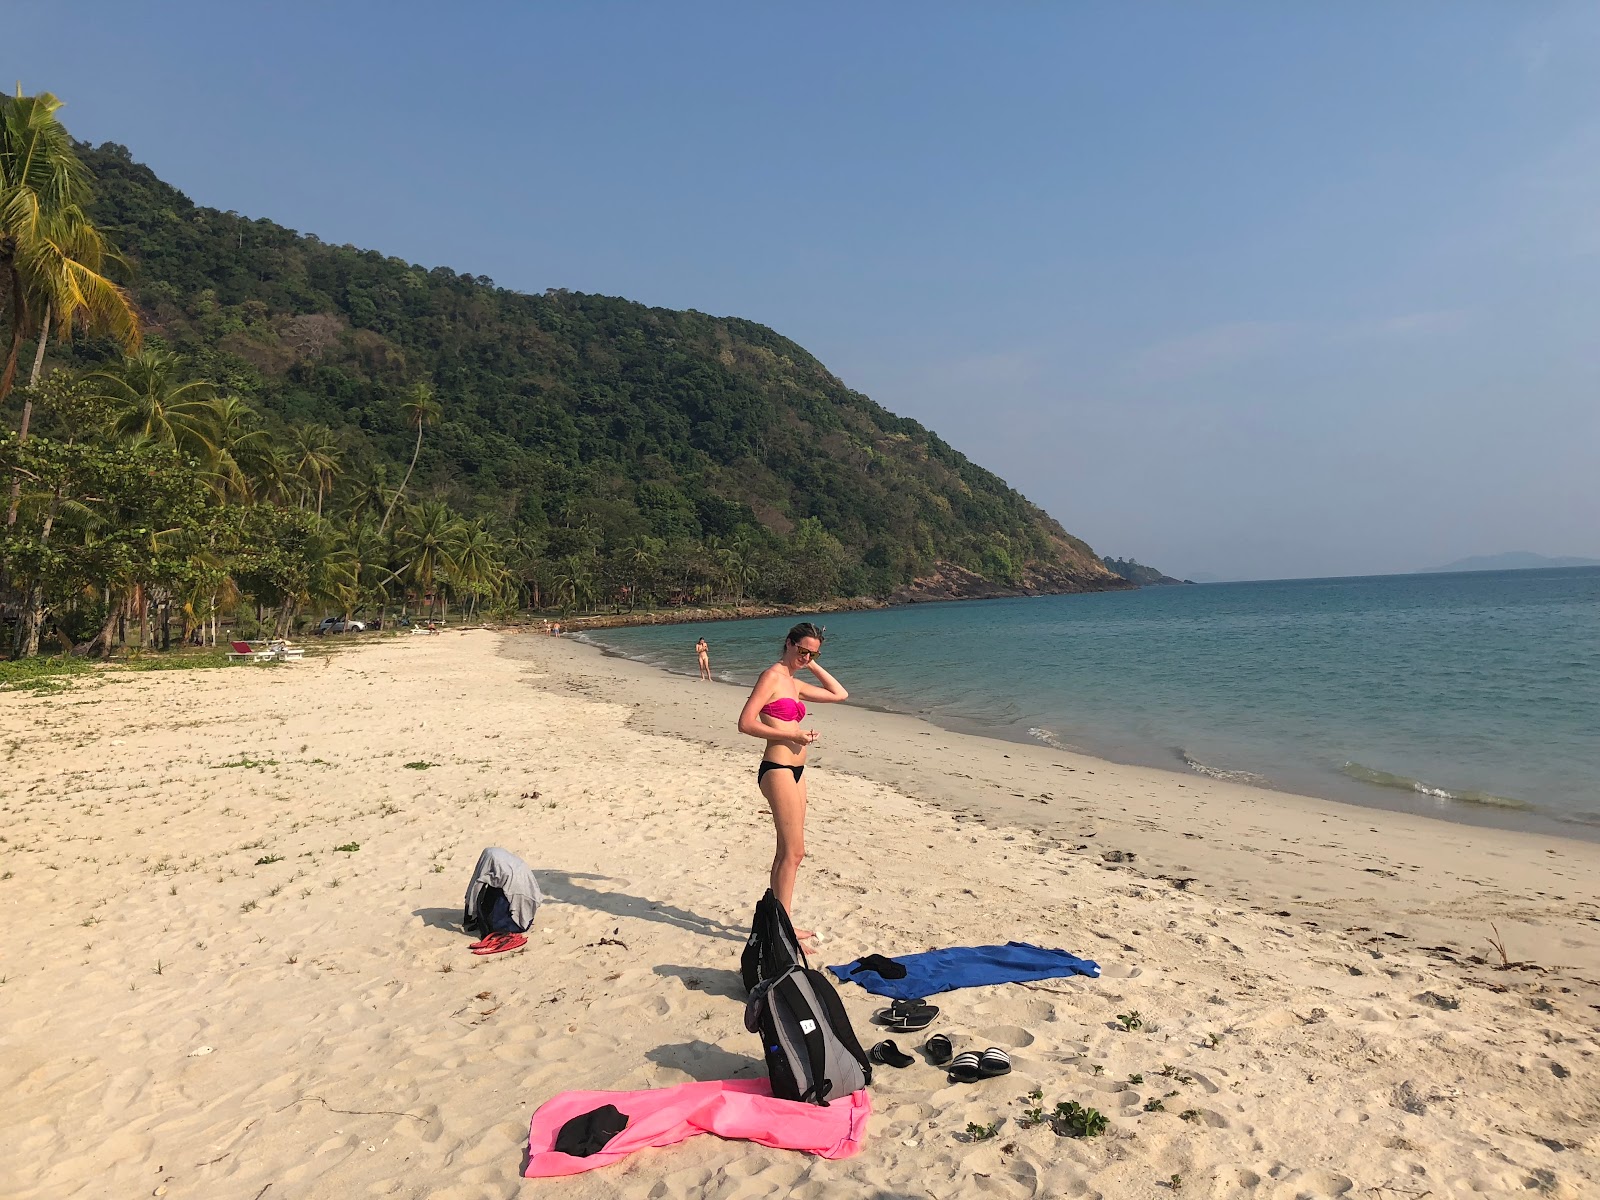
[{"left": 760, "top": 697, "right": 806, "bottom": 723}]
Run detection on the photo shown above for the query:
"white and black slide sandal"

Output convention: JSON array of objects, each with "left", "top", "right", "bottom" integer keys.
[
  {"left": 947, "top": 1051, "right": 984, "bottom": 1083},
  {"left": 977, "top": 1047, "right": 1012, "bottom": 1077}
]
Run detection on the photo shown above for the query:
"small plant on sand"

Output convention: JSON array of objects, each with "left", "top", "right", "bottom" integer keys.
[
  {"left": 154, "top": 960, "right": 163, "bottom": 975},
  {"left": 169, "top": 884, "right": 177, "bottom": 896},
  {"left": 286, "top": 955, "right": 298, "bottom": 965},
  {"left": 240, "top": 899, "right": 258, "bottom": 913},
  {"left": 1487, "top": 922, "right": 1510, "bottom": 969},
  {"left": 404, "top": 761, "right": 437, "bottom": 770},
  {"left": 255, "top": 854, "right": 283, "bottom": 865},
  {"left": 1018, "top": 1089, "right": 1048, "bottom": 1127},
  {"left": 964, "top": 1120, "right": 1000, "bottom": 1141},
  {"left": 1179, "top": 1108, "right": 1200, "bottom": 1122},
  {"left": 1205, "top": 1032, "right": 1221, "bottom": 1048},
  {"left": 1143, "top": 1098, "right": 1165, "bottom": 1113},
  {"left": 334, "top": 843, "right": 359, "bottom": 853},
  {"left": 1128, "top": 1073, "right": 1144, "bottom": 1085},
  {"left": 1091, "top": 1063, "right": 1104, "bottom": 1076},
  {"left": 268, "top": 884, "right": 282, "bottom": 898},
  {"left": 439, "top": 962, "right": 453, "bottom": 973},
  {"left": 300, "top": 887, "right": 312, "bottom": 898},
  {"left": 431, "top": 864, "right": 444, "bottom": 874},
  {"left": 1116, "top": 1010, "right": 1144, "bottom": 1031},
  {"left": 1051, "top": 1101, "right": 1107, "bottom": 1138},
  {"left": 1167, "top": 1173, "right": 1184, "bottom": 1192},
  {"left": 327, "top": 878, "right": 341, "bottom": 889}
]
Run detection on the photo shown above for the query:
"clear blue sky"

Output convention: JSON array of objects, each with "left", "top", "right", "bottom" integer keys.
[{"left": 12, "top": 2, "right": 1600, "bottom": 579}]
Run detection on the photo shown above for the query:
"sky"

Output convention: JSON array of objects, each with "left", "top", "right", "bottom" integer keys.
[{"left": 10, "top": 2, "right": 1600, "bottom": 580}]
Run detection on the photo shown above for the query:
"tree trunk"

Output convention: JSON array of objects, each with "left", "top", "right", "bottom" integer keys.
[
  {"left": 84, "top": 598, "right": 122, "bottom": 659},
  {"left": 138, "top": 584, "right": 149, "bottom": 651},
  {"left": 4, "top": 300, "right": 46, "bottom": 529},
  {"left": 20, "top": 583, "right": 46, "bottom": 658},
  {"left": 378, "top": 426, "right": 423, "bottom": 535},
  {"left": 0, "top": 271, "right": 25, "bottom": 407},
  {"left": 15, "top": 485, "right": 61, "bottom": 658}
]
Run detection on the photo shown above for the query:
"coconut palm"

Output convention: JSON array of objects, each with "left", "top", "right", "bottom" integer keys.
[
  {"left": 3, "top": 91, "right": 141, "bottom": 533},
  {"left": 288, "top": 423, "right": 342, "bottom": 515},
  {"left": 1, "top": 89, "right": 140, "bottom": 410},
  {"left": 89, "top": 348, "right": 216, "bottom": 450},
  {"left": 394, "top": 499, "right": 459, "bottom": 619},
  {"left": 620, "top": 533, "right": 662, "bottom": 612},
  {"left": 198, "top": 394, "right": 276, "bottom": 502},
  {"left": 551, "top": 553, "right": 595, "bottom": 617},
  {"left": 378, "top": 381, "right": 441, "bottom": 534}
]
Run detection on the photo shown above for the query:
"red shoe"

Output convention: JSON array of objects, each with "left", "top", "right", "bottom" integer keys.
[
  {"left": 468, "top": 932, "right": 506, "bottom": 951},
  {"left": 472, "top": 933, "right": 527, "bottom": 955}
]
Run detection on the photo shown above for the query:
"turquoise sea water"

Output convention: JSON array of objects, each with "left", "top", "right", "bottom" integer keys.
[{"left": 583, "top": 568, "right": 1600, "bottom": 837}]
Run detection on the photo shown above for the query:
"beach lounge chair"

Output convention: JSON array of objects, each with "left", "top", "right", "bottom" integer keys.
[
  {"left": 227, "top": 640, "right": 274, "bottom": 663},
  {"left": 268, "top": 640, "right": 304, "bottom": 662}
]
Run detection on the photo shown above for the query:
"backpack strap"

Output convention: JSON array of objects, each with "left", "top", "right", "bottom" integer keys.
[{"left": 774, "top": 973, "right": 832, "bottom": 1104}]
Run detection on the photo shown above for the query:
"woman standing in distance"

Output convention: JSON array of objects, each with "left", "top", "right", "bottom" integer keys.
[
  {"left": 736, "top": 623, "right": 847, "bottom": 941},
  {"left": 695, "top": 637, "right": 711, "bottom": 682}
]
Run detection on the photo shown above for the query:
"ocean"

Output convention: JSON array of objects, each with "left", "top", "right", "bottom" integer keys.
[{"left": 580, "top": 567, "right": 1600, "bottom": 837}]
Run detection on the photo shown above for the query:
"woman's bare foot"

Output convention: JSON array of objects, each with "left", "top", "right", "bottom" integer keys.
[{"left": 795, "top": 928, "right": 818, "bottom": 942}]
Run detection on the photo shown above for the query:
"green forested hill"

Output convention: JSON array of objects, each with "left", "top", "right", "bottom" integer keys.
[{"left": 64, "top": 141, "right": 1119, "bottom": 603}]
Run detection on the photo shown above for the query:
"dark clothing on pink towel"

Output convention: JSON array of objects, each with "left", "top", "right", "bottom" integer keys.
[{"left": 524, "top": 1078, "right": 870, "bottom": 1177}]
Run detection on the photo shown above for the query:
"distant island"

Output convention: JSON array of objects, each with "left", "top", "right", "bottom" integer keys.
[
  {"left": 1100, "top": 556, "right": 1193, "bottom": 586},
  {"left": 1421, "top": 552, "right": 1600, "bottom": 574}
]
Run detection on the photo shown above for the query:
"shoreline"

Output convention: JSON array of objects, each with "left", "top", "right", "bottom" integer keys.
[
  {"left": 568, "top": 624, "right": 1598, "bottom": 846},
  {"left": 509, "top": 631, "right": 1600, "bottom": 983}
]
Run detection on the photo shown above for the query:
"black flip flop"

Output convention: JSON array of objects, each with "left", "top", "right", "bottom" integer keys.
[
  {"left": 869, "top": 1039, "right": 915, "bottom": 1068},
  {"left": 885, "top": 997, "right": 930, "bottom": 1017},
  {"left": 977, "top": 1047, "right": 1012, "bottom": 1077},
  {"left": 925, "top": 1034, "right": 953, "bottom": 1066},
  {"left": 947, "top": 1051, "right": 984, "bottom": 1083},
  {"left": 878, "top": 998, "right": 938, "bottom": 1026},
  {"left": 884, "top": 1006, "right": 938, "bottom": 1033}
]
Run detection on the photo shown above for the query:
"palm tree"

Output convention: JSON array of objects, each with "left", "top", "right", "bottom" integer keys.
[
  {"left": 394, "top": 499, "right": 459, "bottom": 619},
  {"left": 1, "top": 89, "right": 140, "bottom": 408},
  {"left": 621, "top": 534, "right": 662, "bottom": 612},
  {"left": 451, "top": 522, "right": 507, "bottom": 619},
  {"left": 378, "top": 381, "right": 441, "bottom": 534},
  {"left": 3, "top": 89, "right": 141, "bottom": 529},
  {"left": 551, "top": 553, "right": 595, "bottom": 617},
  {"left": 341, "top": 465, "right": 393, "bottom": 528},
  {"left": 89, "top": 348, "right": 216, "bottom": 450},
  {"left": 289, "top": 423, "right": 342, "bottom": 515},
  {"left": 198, "top": 394, "right": 276, "bottom": 502}
]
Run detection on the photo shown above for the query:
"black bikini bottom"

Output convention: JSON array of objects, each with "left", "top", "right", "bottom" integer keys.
[{"left": 758, "top": 760, "right": 805, "bottom": 783}]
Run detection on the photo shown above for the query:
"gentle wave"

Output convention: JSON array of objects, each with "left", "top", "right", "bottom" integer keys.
[
  {"left": 1180, "top": 752, "right": 1270, "bottom": 786},
  {"left": 1340, "top": 761, "right": 1530, "bottom": 810},
  {"left": 1027, "top": 726, "right": 1068, "bottom": 751}
]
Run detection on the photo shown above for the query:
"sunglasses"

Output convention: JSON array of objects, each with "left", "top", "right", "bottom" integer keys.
[{"left": 792, "top": 644, "right": 822, "bottom": 659}]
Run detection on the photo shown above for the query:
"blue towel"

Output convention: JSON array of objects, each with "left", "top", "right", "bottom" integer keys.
[{"left": 828, "top": 941, "right": 1100, "bottom": 1000}]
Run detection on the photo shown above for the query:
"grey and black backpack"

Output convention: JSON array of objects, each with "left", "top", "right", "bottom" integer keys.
[
  {"left": 739, "top": 888, "right": 808, "bottom": 994},
  {"left": 743, "top": 964, "right": 872, "bottom": 1104}
]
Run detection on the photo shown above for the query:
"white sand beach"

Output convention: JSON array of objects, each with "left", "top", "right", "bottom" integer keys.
[{"left": 2, "top": 629, "right": 1596, "bottom": 1199}]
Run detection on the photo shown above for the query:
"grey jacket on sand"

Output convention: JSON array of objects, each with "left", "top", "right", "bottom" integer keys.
[{"left": 463, "top": 846, "right": 543, "bottom": 933}]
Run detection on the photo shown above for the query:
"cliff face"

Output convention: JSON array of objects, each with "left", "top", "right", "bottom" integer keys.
[{"left": 890, "top": 560, "right": 1132, "bottom": 604}]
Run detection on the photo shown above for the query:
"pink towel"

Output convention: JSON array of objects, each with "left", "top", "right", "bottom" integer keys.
[{"left": 524, "top": 1078, "right": 871, "bottom": 1177}]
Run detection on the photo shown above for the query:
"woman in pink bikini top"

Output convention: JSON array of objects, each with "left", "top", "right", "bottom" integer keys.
[{"left": 736, "top": 622, "right": 849, "bottom": 941}]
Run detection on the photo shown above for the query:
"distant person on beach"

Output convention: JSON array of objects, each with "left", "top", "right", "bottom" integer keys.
[
  {"left": 696, "top": 638, "right": 711, "bottom": 682},
  {"left": 736, "top": 622, "right": 848, "bottom": 942}
]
